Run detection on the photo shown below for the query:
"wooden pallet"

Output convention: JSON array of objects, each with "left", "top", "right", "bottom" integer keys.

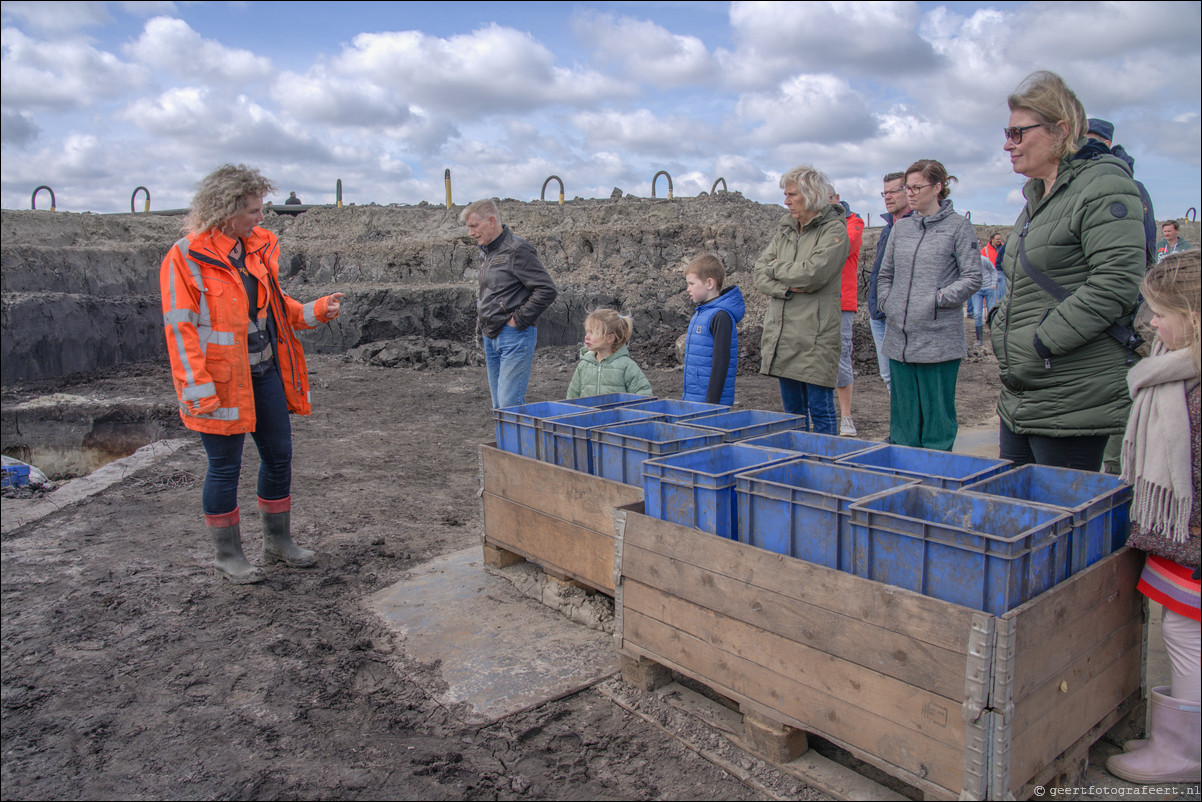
[
  {"left": 479, "top": 444, "right": 642, "bottom": 594},
  {"left": 614, "top": 502, "right": 1145, "bottom": 801}
]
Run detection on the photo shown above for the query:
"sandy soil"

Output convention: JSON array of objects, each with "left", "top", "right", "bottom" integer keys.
[{"left": 1, "top": 334, "right": 1004, "bottom": 800}]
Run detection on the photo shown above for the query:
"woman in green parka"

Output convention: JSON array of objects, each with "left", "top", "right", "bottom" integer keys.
[
  {"left": 754, "top": 165, "right": 849, "bottom": 434},
  {"left": 992, "top": 71, "right": 1146, "bottom": 470}
]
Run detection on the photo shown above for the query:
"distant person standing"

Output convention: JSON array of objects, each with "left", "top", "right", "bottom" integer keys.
[
  {"left": 284, "top": 191, "right": 301, "bottom": 205},
  {"left": 1085, "top": 118, "right": 1157, "bottom": 267},
  {"left": 1158, "top": 221, "right": 1192, "bottom": 262},
  {"left": 829, "top": 189, "right": 864, "bottom": 436},
  {"left": 462, "top": 199, "right": 558, "bottom": 409},
  {"left": 867, "top": 172, "right": 912, "bottom": 394}
]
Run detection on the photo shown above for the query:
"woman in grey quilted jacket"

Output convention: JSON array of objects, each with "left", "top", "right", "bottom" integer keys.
[{"left": 876, "top": 159, "right": 981, "bottom": 450}]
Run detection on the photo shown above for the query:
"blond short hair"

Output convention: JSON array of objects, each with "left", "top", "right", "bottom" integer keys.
[
  {"left": 459, "top": 198, "right": 500, "bottom": 225},
  {"left": 1007, "top": 70, "right": 1087, "bottom": 163},
  {"left": 684, "top": 254, "right": 725, "bottom": 288},
  {"left": 778, "top": 165, "right": 831, "bottom": 212}
]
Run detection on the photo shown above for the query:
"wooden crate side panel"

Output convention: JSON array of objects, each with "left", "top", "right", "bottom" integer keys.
[
  {"left": 1004, "top": 638, "right": 1142, "bottom": 796},
  {"left": 1008, "top": 612, "right": 1142, "bottom": 736},
  {"left": 621, "top": 507, "right": 976, "bottom": 655},
  {"left": 623, "top": 579, "right": 968, "bottom": 749},
  {"left": 1005, "top": 548, "right": 1143, "bottom": 696},
  {"left": 482, "top": 492, "right": 614, "bottom": 593},
  {"left": 622, "top": 606, "right": 968, "bottom": 795},
  {"left": 481, "top": 444, "right": 642, "bottom": 533},
  {"left": 622, "top": 540, "right": 968, "bottom": 697}
]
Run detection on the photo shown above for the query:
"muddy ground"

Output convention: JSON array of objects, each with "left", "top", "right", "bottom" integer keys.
[{"left": 1, "top": 332, "right": 1006, "bottom": 800}]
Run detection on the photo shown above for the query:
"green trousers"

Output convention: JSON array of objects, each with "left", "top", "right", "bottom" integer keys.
[{"left": 888, "top": 359, "right": 961, "bottom": 451}]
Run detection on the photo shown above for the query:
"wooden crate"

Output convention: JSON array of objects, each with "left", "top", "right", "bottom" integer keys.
[
  {"left": 479, "top": 444, "right": 642, "bottom": 594},
  {"left": 614, "top": 503, "right": 1145, "bottom": 801}
]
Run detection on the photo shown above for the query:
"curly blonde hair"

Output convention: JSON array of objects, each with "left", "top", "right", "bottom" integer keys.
[{"left": 183, "top": 164, "right": 276, "bottom": 234}]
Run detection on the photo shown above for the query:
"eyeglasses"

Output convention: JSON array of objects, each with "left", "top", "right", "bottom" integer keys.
[
  {"left": 880, "top": 188, "right": 905, "bottom": 198},
  {"left": 903, "top": 183, "right": 934, "bottom": 194},
  {"left": 1003, "top": 124, "right": 1042, "bottom": 144}
]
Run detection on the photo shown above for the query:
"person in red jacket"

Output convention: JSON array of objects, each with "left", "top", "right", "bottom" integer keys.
[
  {"left": 161, "top": 164, "right": 344, "bottom": 584},
  {"left": 830, "top": 190, "right": 864, "bottom": 436}
]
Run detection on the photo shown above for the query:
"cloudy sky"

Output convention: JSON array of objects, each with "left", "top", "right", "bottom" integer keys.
[{"left": 2, "top": 0, "right": 1199, "bottom": 225}]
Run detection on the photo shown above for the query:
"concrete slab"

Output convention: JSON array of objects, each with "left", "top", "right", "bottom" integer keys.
[{"left": 368, "top": 546, "right": 618, "bottom": 725}]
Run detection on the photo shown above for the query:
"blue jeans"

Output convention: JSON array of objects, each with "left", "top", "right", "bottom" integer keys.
[
  {"left": 200, "top": 365, "right": 292, "bottom": 516},
  {"left": 970, "top": 289, "right": 994, "bottom": 329},
  {"left": 778, "top": 378, "right": 836, "bottom": 434},
  {"left": 484, "top": 324, "right": 538, "bottom": 409},
  {"left": 869, "top": 316, "right": 890, "bottom": 389}
]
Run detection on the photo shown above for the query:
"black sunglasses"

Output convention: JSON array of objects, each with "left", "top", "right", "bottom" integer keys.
[{"left": 1003, "top": 124, "right": 1042, "bottom": 144}]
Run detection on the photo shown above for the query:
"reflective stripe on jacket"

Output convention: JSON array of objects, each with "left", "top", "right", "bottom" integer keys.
[{"left": 160, "top": 226, "right": 332, "bottom": 435}]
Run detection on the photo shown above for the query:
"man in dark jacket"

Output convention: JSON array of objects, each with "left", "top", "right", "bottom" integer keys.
[
  {"left": 462, "top": 199, "right": 558, "bottom": 409},
  {"left": 867, "top": 171, "right": 911, "bottom": 393},
  {"left": 1085, "top": 119, "right": 1156, "bottom": 269}
]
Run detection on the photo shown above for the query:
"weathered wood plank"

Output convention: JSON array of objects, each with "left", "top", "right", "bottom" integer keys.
[
  {"left": 620, "top": 506, "right": 976, "bottom": 655},
  {"left": 622, "top": 541, "right": 969, "bottom": 696},
  {"left": 1004, "top": 548, "right": 1144, "bottom": 696},
  {"left": 1008, "top": 613, "right": 1142, "bottom": 736},
  {"left": 481, "top": 444, "right": 642, "bottom": 533},
  {"left": 622, "top": 609, "right": 968, "bottom": 795},
  {"left": 481, "top": 492, "right": 614, "bottom": 592},
  {"left": 623, "top": 579, "right": 968, "bottom": 748},
  {"left": 1005, "top": 640, "right": 1142, "bottom": 795}
]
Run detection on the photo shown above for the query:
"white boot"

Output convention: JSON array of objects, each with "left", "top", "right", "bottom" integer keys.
[{"left": 1107, "top": 687, "right": 1201, "bottom": 783}]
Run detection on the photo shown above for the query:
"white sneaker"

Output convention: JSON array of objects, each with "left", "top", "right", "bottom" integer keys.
[{"left": 839, "top": 416, "right": 857, "bottom": 437}]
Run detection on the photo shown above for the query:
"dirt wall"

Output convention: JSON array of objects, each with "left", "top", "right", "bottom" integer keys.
[{"left": 6, "top": 198, "right": 1192, "bottom": 386}]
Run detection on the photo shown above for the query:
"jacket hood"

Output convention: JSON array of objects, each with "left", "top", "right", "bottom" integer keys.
[
  {"left": 700, "top": 285, "right": 746, "bottom": 324},
  {"left": 579, "top": 343, "right": 631, "bottom": 364},
  {"left": 916, "top": 198, "right": 958, "bottom": 227},
  {"left": 775, "top": 202, "right": 844, "bottom": 235}
]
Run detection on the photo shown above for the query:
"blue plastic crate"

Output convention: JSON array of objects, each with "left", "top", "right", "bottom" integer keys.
[
  {"left": 836, "top": 444, "right": 1010, "bottom": 489},
  {"left": 743, "top": 430, "right": 885, "bottom": 463},
  {"left": 2, "top": 464, "right": 31, "bottom": 488},
  {"left": 540, "top": 407, "right": 664, "bottom": 473},
  {"left": 624, "top": 398, "right": 730, "bottom": 423},
  {"left": 736, "top": 460, "right": 920, "bottom": 569},
  {"left": 642, "top": 443, "right": 796, "bottom": 539},
  {"left": 493, "top": 401, "right": 586, "bottom": 459},
  {"left": 592, "top": 421, "right": 726, "bottom": 486},
  {"left": 848, "top": 485, "right": 1073, "bottom": 615},
  {"left": 961, "top": 464, "right": 1132, "bottom": 575},
  {"left": 563, "top": 393, "right": 651, "bottom": 410},
  {"left": 686, "top": 409, "right": 807, "bottom": 443}
]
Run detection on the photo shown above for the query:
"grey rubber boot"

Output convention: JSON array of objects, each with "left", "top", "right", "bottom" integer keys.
[
  {"left": 1107, "top": 686, "right": 1201, "bottom": 783},
  {"left": 211, "top": 522, "right": 266, "bottom": 584},
  {"left": 261, "top": 509, "right": 316, "bottom": 567}
]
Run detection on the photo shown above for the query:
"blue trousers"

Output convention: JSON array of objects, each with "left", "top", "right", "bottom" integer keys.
[
  {"left": 484, "top": 324, "right": 538, "bottom": 409},
  {"left": 778, "top": 378, "right": 836, "bottom": 434},
  {"left": 200, "top": 365, "right": 292, "bottom": 516}
]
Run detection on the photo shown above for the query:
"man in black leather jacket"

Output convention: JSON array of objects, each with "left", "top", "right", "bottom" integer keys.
[{"left": 461, "top": 199, "right": 558, "bottom": 409}]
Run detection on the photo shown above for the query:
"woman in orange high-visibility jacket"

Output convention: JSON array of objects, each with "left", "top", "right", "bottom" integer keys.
[{"left": 161, "top": 164, "right": 344, "bottom": 584}]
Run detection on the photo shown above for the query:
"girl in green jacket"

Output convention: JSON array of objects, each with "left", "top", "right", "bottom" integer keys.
[{"left": 567, "top": 309, "right": 653, "bottom": 399}]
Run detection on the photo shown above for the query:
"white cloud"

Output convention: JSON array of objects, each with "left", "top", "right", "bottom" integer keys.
[
  {"left": 574, "top": 12, "right": 717, "bottom": 86},
  {"left": 572, "top": 108, "right": 717, "bottom": 157},
  {"left": 0, "top": 1, "right": 113, "bottom": 32},
  {"left": 722, "top": 0, "right": 941, "bottom": 87},
  {"left": 124, "top": 17, "right": 274, "bottom": 87},
  {"left": 1, "top": 108, "right": 39, "bottom": 146},
  {"left": 119, "top": 87, "right": 330, "bottom": 162},
  {"left": 318, "top": 25, "right": 629, "bottom": 117},
  {"left": 737, "top": 74, "right": 879, "bottom": 145},
  {"left": 1, "top": 26, "right": 148, "bottom": 110}
]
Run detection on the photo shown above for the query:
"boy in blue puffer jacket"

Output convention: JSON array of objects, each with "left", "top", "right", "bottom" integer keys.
[{"left": 682, "top": 255, "right": 745, "bottom": 405}]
